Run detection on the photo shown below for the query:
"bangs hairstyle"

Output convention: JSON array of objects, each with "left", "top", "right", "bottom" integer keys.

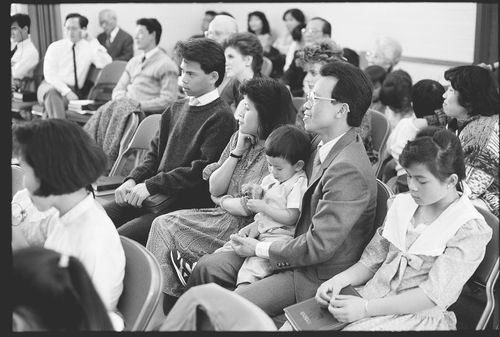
[
  {"left": 223, "top": 32, "right": 264, "bottom": 75},
  {"left": 282, "top": 8, "right": 305, "bottom": 24},
  {"left": 399, "top": 127, "right": 465, "bottom": 183},
  {"left": 247, "top": 11, "right": 270, "bottom": 35},
  {"left": 265, "top": 125, "right": 311, "bottom": 165},
  {"left": 11, "top": 13, "right": 31, "bottom": 33},
  {"left": 12, "top": 119, "right": 107, "bottom": 197},
  {"left": 319, "top": 61, "right": 373, "bottom": 127},
  {"left": 13, "top": 247, "right": 113, "bottom": 331},
  {"left": 379, "top": 69, "right": 413, "bottom": 112},
  {"left": 178, "top": 37, "right": 226, "bottom": 87},
  {"left": 412, "top": 79, "right": 445, "bottom": 118},
  {"left": 296, "top": 38, "right": 344, "bottom": 69},
  {"left": 239, "top": 78, "right": 296, "bottom": 139},
  {"left": 444, "top": 65, "right": 499, "bottom": 117}
]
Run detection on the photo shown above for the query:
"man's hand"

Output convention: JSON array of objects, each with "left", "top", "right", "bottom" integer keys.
[
  {"left": 126, "top": 183, "right": 151, "bottom": 207},
  {"left": 115, "top": 179, "right": 136, "bottom": 206},
  {"left": 65, "top": 91, "right": 79, "bottom": 101},
  {"left": 229, "top": 234, "right": 258, "bottom": 257}
]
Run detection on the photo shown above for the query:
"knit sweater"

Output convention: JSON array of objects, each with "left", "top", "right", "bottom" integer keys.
[
  {"left": 127, "top": 97, "right": 237, "bottom": 203},
  {"left": 112, "top": 49, "right": 179, "bottom": 114}
]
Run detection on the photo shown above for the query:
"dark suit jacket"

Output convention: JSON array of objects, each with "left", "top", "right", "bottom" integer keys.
[
  {"left": 268, "top": 128, "right": 377, "bottom": 302},
  {"left": 97, "top": 28, "right": 134, "bottom": 62}
]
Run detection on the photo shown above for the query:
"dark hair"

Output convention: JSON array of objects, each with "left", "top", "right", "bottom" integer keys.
[
  {"left": 177, "top": 38, "right": 226, "bottom": 87},
  {"left": 12, "top": 119, "right": 107, "bottom": 197},
  {"left": 342, "top": 48, "right": 359, "bottom": 68},
  {"left": 265, "top": 125, "right": 311, "bottom": 165},
  {"left": 291, "top": 23, "right": 306, "bottom": 42},
  {"left": 296, "top": 38, "right": 344, "bottom": 68},
  {"left": 240, "top": 78, "right": 296, "bottom": 139},
  {"left": 412, "top": 79, "right": 445, "bottom": 118},
  {"left": 136, "top": 18, "right": 162, "bottom": 45},
  {"left": 282, "top": 8, "right": 306, "bottom": 24},
  {"left": 444, "top": 65, "right": 499, "bottom": 117},
  {"left": 205, "top": 10, "right": 217, "bottom": 17},
  {"left": 11, "top": 13, "right": 31, "bottom": 33},
  {"left": 13, "top": 247, "right": 113, "bottom": 331},
  {"left": 379, "top": 69, "right": 413, "bottom": 112},
  {"left": 65, "top": 13, "right": 88, "bottom": 29},
  {"left": 310, "top": 17, "right": 331, "bottom": 37},
  {"left": 319, "top": 61, "right": 373, "bottom": 127},
  {"left": 218, "top": 11, "right": 234, "bottom": 18},
  {"left": 400, "top": 127, "right": 465, "bottom": 183},
  {"left": 363, "top": 65, "right": 387, "bottom": 86},
  {"left": 223, "top": 32, "right": 264, "bottom": 75},
  {"left": 247, "top": 11, "right": 271, "bottom": 35}
]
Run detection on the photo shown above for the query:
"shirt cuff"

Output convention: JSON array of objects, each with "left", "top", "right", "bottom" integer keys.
[{"left": 255, "top": 241, "right": 272, "bottom": 259}]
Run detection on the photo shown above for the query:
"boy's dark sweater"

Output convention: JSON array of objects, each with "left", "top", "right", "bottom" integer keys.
[{"left": 127, "top": 97, "right": 236, "bottom": 206}]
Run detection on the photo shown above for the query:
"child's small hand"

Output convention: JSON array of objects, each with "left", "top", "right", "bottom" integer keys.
[
  {"left": 241, "top": 184, "right": 263, "bottom": 199},
  {"left": 247, "top": 226, "right": 260, "bottom": 239},
  {"left": 246, "top": 199, "right": 267, "bottom": 213}
]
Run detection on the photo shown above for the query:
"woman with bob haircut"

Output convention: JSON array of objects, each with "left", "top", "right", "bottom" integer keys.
[
  {"left": 12, "top": 119, "right": 125, "bottom": 330},
  {"left": 311, "top": 128, "right": 492, "bottom": 331},
  {"left": 146, "top": 77, "right": 296, "bottom": 312},
  {"left": 13, "top": 247, "right": 114, "bottom": 331},
  {"left": 442, "top": 65, "right": 499, "bottom": 216},
  {"left": 220, "top": 32, "right": 263, "bottom": 110}
]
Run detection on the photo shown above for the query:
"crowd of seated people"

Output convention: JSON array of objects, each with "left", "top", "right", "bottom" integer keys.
[{"left": 11, "top": 4, "right": 499, "bottom": 332}]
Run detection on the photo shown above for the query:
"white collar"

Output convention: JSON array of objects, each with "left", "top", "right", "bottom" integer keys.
[
  {"left": 382, "top": 193, "right": 483, "bottom": 256},
  {"left": 263, "top": 170, "right": 307, "bottom": 189},
  {"left": 189, "top": 88, "right": 219, "bottom": 106},
  {"left": 14, "top": 37, "right": 32, "bottom": 48},
  {"left": 109, "top": 26, "right": 120, "bottom": 41},
  {"left": 317, "top": 132, "right": 346, "bottom": 163},
  {"left": 59, "top": 193, "right": 95, "bottom": 226},
  {"left": 143, "top": 46, "right": 159, "bottom": 61}
]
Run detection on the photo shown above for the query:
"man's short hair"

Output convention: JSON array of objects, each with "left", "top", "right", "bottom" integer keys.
[
  {"left": 136, "top": 18, "right": 162, "bottom": 45},
  {"left": 310, "top": 17, "right": 331, "bottom": 37},
  {"left": 177, "top": 37, "right": 226, "bottom": 87},
  {"left": 11, "top": 13, "right": 31, "bottom": 33},
  {"left": 205, "top": 10, "right": 217, "bottom": 17},
  {"left": 65, "top": 13, "right": 88, "bottom": 29},
  {"left": 320, "top": 61, "right": 373, "bottom": 127}
]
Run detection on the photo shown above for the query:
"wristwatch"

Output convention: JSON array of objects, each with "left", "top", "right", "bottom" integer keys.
[{"left": 230, "top": 152, "right": 243, "bottom": 159}]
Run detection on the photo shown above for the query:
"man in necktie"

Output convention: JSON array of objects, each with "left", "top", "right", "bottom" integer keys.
[
  {"left": 11, "top": 13, "right": 39, "bottom": 92},
  {"left": 187, "top": 61, "right": 378, "bottom": 327},
  {"left": 37, "top": 13, "right": 112, "bottom": 119},
  {"left": 97, "top": 9, "right": 133, "bottom": 62}
]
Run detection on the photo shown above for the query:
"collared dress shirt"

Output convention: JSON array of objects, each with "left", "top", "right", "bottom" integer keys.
[{"left": 11, "top": 37, "right": 39, "bottom": 80}]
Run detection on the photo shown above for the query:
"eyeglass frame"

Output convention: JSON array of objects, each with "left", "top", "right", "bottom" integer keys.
[
  {"left": 306, "top": 91, "right": 339, "bottom": 105},
  {"left": 301, "top": 27, "right": 323, "bottom": 35}
]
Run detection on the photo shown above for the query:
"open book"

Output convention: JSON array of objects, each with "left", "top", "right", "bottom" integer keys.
[{"left": 283, "top": 285, "right": 362, "bottom": 331}]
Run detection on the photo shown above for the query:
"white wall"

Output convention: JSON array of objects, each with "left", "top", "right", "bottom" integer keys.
[{"left": 58, "top": 2, "right": 477, "bottom": 82}]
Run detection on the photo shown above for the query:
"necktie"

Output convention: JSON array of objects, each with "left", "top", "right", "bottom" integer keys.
[
  {"left": 105, "top": 33, "right": 111, "bottom": 49},
  {"left": 72, "top": 43, "right": 79, "bottom": 96},
  {"left": 142, "top": 55, "right": 146, "bottom": 63},
  {"left": 310, "top": 146, "right": 322, "bottom": 183},
  {"left": 11, "top": 45, "right": 17, "bottom": 58}
]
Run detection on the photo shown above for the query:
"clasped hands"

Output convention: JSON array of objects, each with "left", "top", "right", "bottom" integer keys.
[
  {"left": 315, "top": 278, "right": 368, "bottom": 323},
  {"left": 115, "top": 179, "right": 150, "bottom": 207}
]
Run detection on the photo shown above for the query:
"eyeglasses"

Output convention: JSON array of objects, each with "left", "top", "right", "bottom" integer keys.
[
  {"left": 306, "top": 92, "right": 339, "bottom": 105},
  {"left": 301, "top": 28, "right": 322, "bottom": 35}
]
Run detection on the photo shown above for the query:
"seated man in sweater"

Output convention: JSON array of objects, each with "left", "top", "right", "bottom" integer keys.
[
  {"left": 103, "top": 37, "right": 237, "bottom": 246},
  {"left": 111, "top": 18, "right": 179, "bottom": 114}
]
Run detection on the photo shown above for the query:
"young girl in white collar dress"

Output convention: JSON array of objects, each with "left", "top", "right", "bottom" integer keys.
[{"left": 314, "top": 127, "right": 492, "bottom": 330}]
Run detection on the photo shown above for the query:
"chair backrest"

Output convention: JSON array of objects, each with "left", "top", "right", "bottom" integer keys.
[
  {"left": 88, "top": 60, "right": 127, "bottom": 102},
  {"left": 374, "top": 179, "right": 393, "bottom": 231},
  {"left": 12, "top": 165, "right": 24, "bottom": 197},
  {"left": 261, "top": 56, "right": 273, "bottom": 77},
  {"left": 109, "top": 114, "right": 162, "bottom": 176},
  {"left": 117, "top": 236, "right": 163, "bottom": 331},
  {"left": 370, "top": 109, "right": 391, "bottom": 178}
]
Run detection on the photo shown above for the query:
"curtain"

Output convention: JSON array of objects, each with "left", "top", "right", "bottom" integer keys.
[
  {"left": 27, "top": 4, "right": 62, "bottom": 58},
  {"left": 474, "top": 3, "right": 498, "bottom": 64}
]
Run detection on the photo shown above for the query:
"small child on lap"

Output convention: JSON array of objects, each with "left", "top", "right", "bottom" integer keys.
[{"left": 216, "top": 125, "right": 310, "bottom": 288}]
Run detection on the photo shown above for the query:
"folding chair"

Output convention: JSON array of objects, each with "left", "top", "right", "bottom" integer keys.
[
  {"left": 374, "top": 179, "right": 393, "bottom": 231},
  {"left": 117, "top": 236, "right": 163, "bottom": 331},
  {"left": 450, "top": 206, "right": 499, "bottom": 330},
  {"left": 261, "top": 56, "right": 273, "bottom": 77},
  {"left": 369, "top": 109, "right": 391, "bottom": 178},
  {"left": 12, "top": 59, "right": 44, "bottom": 120},
  {"left": 12, "top": 165, "right": 24, "bottom": 198},
  {"left": 108, "top": 114, "right": 162, "bottom": 177}
]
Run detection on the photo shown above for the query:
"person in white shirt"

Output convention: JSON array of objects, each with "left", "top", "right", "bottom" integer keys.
[
  {"left": 37, "top": 13, "right": 112, "bottom": 119},
  {"left": 11, "top": 13, "right": 40, "bottom": 91},
  {"left": 12, "top": 119, "right": 125, "bottom": 330}
]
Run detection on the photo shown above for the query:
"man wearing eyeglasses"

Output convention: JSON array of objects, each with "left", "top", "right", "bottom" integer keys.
[
  {"left": 281, "top": 17, "right": 333, "bottom": 97},
  {"left": 187, "top": 61, "right": 377, "bottom": 328}
]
